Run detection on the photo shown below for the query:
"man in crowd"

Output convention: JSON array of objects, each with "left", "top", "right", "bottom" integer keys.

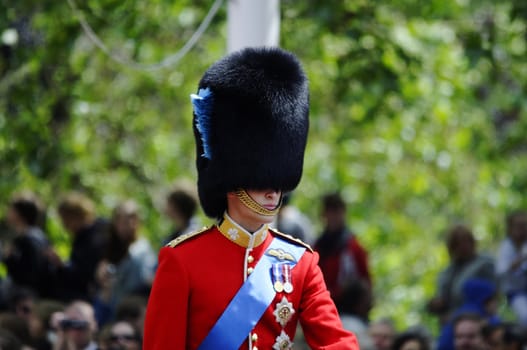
[{"left": 315, "top": 192, "right": 371, "bottom": 308}]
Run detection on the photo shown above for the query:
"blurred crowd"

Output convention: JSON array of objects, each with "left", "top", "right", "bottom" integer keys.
[{"left": 1, "top": 187, "right": 527, "bottom": 350}]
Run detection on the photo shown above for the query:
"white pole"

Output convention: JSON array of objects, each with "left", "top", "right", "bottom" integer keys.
[{"left": 227, "top": 0, "right": 280, "bottom": 53}]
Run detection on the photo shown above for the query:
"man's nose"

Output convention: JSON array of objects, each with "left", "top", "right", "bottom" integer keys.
[{"left": 265, "top": 190, "right": 280, "bottom": 199}]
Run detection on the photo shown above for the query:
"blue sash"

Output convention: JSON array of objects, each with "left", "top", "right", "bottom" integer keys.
[{"left": 197, "top": 237, "right": 306, "bottom": 350}]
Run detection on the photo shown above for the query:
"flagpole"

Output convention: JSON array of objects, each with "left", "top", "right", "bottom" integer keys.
[{"left": 227, "top": 0, "right": 280, "bottom": 53}]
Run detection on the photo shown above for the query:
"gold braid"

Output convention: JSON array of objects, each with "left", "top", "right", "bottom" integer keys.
[{"left": 234, "top": 189, "right": 281, "bottom": 216}]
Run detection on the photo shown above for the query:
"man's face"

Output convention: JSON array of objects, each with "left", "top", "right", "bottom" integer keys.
[
  {"left": 369, "top": 323, "right": 395, "bottom": 350},
  {"left": 6, "top": 207, "right": 24, "bottom": 231},
  {"left": 322, "top": 207, "right": 346, "bottom": 232},
  {"left": 114, "top": 213, "right": 139, "bottom": 241},
  {"left": 227, "top": 189, "right": 281, "bottom": 230},
  {"left": 447, "top": 234, "right": 475, "bottom": 263},
  {"left": 62, "top": 304, "right": 96, "bottom": 349},
  {"left": 165, "top": 201, "right": 184, "bottom": 225},
  {"left": 510, "top": 214, "right": 527, "bottom": 243},
  {"left": 401, "top": 340, "right": 422, "bottom": 350},
  {"left": 59, "top": 215, "right": 80, "bottom": 236},
  {"left": 109, "top": 322, "right": 140, "bottom": 350},
  {"left": 15, "top": 298, "right": 34, "bottom": 321},
  {"left": 485, "top": 327, "right": 504, "bottom": 350},
  {"left": 454, "top": 319, "right": 485, "bottom": 350}
]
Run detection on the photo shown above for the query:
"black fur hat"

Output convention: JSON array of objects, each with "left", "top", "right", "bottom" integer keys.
[{"left": 191, "top": 47, "right": 309, "bottom": 219}]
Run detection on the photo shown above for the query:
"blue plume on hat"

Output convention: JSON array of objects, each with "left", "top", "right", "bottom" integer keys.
[{"left": 191, "top": 87, "right": 213, "bottom": 160}]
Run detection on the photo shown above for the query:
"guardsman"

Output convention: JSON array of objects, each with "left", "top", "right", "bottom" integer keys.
[{"left": 143, "top": 47, "right": 358, "bottom": 350}]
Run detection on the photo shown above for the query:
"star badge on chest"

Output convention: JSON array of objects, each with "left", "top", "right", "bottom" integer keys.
[
  {"left": 273, "top": 330, "right": 293, "bottom": 350},
  {"left": 273, "top": 296, "right": 295, "bottom": 328}
]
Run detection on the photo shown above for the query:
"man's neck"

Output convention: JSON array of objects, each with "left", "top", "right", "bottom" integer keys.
[
  {"left": 228, "top": 216, "right": 262, "bottom": 233},
  {"left": 325, "top": 224, "right": 346, "bottom": 235},
  {"left": 226, "top": 210, "right": 269, "bottom": 233}
]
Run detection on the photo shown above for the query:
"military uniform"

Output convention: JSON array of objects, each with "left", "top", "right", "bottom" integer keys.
[
  {"left": 144, "top": 215, "right": 357, "bottom": 349},
  {"left": 143, "top": 47, "right": 358, "bottom": 350}
]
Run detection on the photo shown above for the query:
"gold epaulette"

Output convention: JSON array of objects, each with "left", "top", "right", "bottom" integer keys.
[
  {"left": 269, "top": 228, "right": 313, "bottom": 252},
  {"left": 166, "top": 226, "right": 211, "bottom": 248}
]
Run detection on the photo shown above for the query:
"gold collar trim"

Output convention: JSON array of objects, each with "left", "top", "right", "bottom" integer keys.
[{"left": 217, "top": 213, "right": 268, "bottom": 248}]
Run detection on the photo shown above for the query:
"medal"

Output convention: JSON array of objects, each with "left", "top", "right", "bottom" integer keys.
[
  {"left": 274, "top": 296, "right": 295, "bottom": 327},
  {"left": 282, "top": 264, "right": 293, "bottom": 293},
  {"left": 272, "top": 264, "right": 284, "bottom": 293},
  {"left": 273, "top": 331, "right": 293, "bottom": 350}
]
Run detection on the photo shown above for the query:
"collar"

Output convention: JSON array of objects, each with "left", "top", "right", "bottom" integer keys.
[{"left": 217, "top": 213, "right": 269, "bottom": 249}]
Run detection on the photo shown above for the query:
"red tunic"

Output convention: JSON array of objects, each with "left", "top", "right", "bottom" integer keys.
[{"left": 143, "top": 215, "right": 357, "bottom": 350}]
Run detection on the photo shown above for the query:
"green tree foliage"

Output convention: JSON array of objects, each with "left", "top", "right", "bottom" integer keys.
[{"left": 1, "top": 0, "right": 526, "bottom": 332}]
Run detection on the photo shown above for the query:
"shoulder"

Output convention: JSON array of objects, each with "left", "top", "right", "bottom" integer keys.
[
  {"left": 269, "top": 227, "right": 313, "bottom": 252},
  {"left": 346, "top": 234, "right": 367, "bottom": 252},
  {"left": 165, "top": 226, "right": 213, "bottom": 248}
]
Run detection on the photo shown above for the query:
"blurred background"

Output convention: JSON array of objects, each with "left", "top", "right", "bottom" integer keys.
[{"left": 1, "top": 0, "right": 527, "bottom": 335}]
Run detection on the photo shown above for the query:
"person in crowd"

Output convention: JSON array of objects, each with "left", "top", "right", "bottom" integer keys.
[
  {"left": 501, "top": 322, "right": 527, "bottom": 350},
  {"left": 98, "top": 320, "right": 141, "bottom": 350},
  {"left": 163, "top": 181, "right": 200, "bottom": 245},
  {"left": 51, "top": 192, "right": 108, "bottom": 302},
  {"left": 427, "top": 224, "right": 497, "bottom": 325},
  {"left": 391, "top": 329, "right": 431, "bottom": 350},
  {"left": 496, "top": 210, "right": 527, "bottom": 325},
  {"left": 94, "top": 200, "right": 156, "bottom": 326},
  {"left": 6, "top": 287, "right": 43, "bottom": 345},
  {"left": 33, "top": 299, "right": 66, "bottom": 350},
  {"left": 114, "top": 296, "right": 147, "bottom": 338},
  {"left": 50, "top": 300, "right": 98, "bottom": 350},
  {"left": 0, "top": 328, "right": 23, "bottom": 350},
  {"left": 0, "top": 312, "right": 35, "bottom": 349},
  {"left": 3, "top": 192, "right": 56, "bottom": 298},
  {"left": 274, "top": 192, "right": 315, "bottom": 245},
  {"left": 314, "top": 192, "right": 371, "bottom": 307},
  {"left": 144, "top": 47, "right": 358, "bottom": 349},
  {"left": 481, "top": 323, "right": 505, "bottom": 350},
  {"left": 453, "top": 313, "right": 487, "bottom": 350},
  {"left": 369, "top": 318, "right": 397, "bottom": 350},
  {"left": 436, "top": 278, "right": 501, "bottom": 350},
  {"left": 338, "top": 279, "right": 375, "bottom": 350},
  {"left": 8, "top": 288, "right": 36, "bottom": 323}
]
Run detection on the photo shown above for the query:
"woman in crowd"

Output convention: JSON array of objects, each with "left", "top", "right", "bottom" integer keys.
[
  {"left": 94, "top": 200, "right": 156, "bottom": 326},
  {"left": 3, "top": 192, "right": 56, "bottom": 299}
]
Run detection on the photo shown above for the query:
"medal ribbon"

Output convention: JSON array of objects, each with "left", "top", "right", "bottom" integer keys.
[
  {"left": 272, "top": 263, "right": 283, "bottom": 291},
  {"left": 197, "top": 237, "right": 306, "bottom": 350},
  {"left": 282, "top": 264, "right": 292, "bottom": 293}
]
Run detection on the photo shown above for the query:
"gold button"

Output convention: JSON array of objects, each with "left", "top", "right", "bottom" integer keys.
[
  {"left": 247, "top": 267, "right": 254, "bottom": 274},
  {"left": 251, "top": 333, "right": 258, "bottom": 342},
  {"left": 247, "top": 255, "right": 254, "bottom": 263}
]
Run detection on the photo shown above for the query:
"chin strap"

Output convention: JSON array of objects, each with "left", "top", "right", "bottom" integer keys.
[{"left": 235, "top": 189, "right": 282, "bottom": 216}]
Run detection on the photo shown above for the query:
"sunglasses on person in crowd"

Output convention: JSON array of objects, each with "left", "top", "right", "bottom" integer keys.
[
  {"left": 109, "top": 334, "right": 139, "bottom": 342},
  {"left": 59, "top": 319, "right": 90, "bottom": 330}
]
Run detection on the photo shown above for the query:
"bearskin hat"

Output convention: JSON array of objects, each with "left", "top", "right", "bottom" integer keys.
[{"left": 191, "top": 47, "right": 309, "bottom": 219}]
